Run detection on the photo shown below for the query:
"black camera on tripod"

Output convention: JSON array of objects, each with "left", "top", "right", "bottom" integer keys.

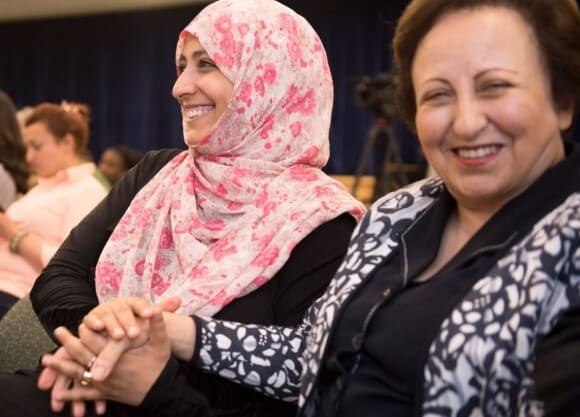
[{"left": 350, "top": 72, "right": 397, "bottom": 121}]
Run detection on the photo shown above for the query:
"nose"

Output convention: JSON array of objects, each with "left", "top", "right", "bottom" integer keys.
[
  {"left": 172, "top": 68, "right": 198, "bottom": 101},
  {"left": 25, "top": 148, "right": 35, "bottom": 164},
  {"left": 452, "top": 94, "right": 487, "bottom": 140}
]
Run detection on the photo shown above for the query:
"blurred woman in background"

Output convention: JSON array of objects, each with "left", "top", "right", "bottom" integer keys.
[{"left": 0, "top": 102, "right": 109, "bottom": 317}]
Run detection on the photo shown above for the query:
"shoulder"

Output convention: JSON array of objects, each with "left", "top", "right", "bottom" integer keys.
[
  {"left": 352, "top": 177, "right": 443, "bottom": 240},
  {"left": 292, "top": 213, "right": 357, "bottom": 257},
  {"left": 138, "top": 149, "right": 184, "bottom": 172},
  {"left": 129, "top": 148, "right": 185, "bottom": 189}
]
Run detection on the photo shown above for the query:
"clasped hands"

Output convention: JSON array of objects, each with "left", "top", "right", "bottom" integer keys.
[{"left": 38, "top": 296, "right": 183, "bottom": 417}]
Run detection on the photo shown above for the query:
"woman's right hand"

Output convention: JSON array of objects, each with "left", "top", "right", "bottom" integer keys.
[
  {"left": 80, "top": 296, "right": 181, "bottom": 381},
  {"left": 82, "top": 297, "right": 166, "bottom": 341}
]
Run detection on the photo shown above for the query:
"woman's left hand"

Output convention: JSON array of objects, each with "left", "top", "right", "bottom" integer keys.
[{"left": 42, "top": 309, "right": 171, "bottom": 407}]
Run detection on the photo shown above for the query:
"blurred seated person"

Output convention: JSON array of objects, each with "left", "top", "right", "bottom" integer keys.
[
  {"left": 0, "top": 102, "right": 109, "bottom": 317},
  {"left": 98, "top": 145, "right": 143, "bottom": 185},
  {"left": 0, "top": 90, "right": 30, "bottom": 211}
]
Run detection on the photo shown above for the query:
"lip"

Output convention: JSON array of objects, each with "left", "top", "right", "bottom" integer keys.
[
  {"left": 182, "top": 104, "right": 214, "bottom": 121},
  {"left": 451, "top": 144, "right": 504, "bottom": 168}
]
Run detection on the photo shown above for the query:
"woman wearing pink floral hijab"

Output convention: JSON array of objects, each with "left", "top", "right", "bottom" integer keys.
[{"left": 0, "top": 1, "right": 364, "bottom": 416}]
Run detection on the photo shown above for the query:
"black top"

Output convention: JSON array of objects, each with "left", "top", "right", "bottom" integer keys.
[
  {"left": 31, "top": 149, "right": 357, "bottom": 417},
  {"left": 317, "top": 144, "right": 580, "bottom": 417}
]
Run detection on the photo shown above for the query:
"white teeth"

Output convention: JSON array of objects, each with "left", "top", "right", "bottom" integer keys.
[
  {"left": 457, "top": 145, "right": 500, "bottom": 159},
  {"left": 185, "top": 106, "right": 213, "bottom": 120}
]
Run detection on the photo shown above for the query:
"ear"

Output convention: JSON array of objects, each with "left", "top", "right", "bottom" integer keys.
[
  {"left": 60, "top": 133, "right": 77, "bottom": 152},
  {"left": 557, "top": 100, "right": 575, "bottom": 131}
]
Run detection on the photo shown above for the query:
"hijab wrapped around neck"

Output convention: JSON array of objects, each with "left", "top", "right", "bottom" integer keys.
[{"left": 95, "top": 0, "right": 365, "bottom": 316}]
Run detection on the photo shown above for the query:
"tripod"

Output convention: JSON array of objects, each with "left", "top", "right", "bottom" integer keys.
[{"left": 352, "top": 117, "right": 410, "bottom": 202}]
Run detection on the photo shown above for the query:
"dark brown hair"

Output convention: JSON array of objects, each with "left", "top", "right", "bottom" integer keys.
[
  {"left": 393, "top": 0, "right": 580, "bottom": 130},
  {"left": 25, "top": 102, "right": 92, "bottom": 155},
  {"left": 0, "top": 90, "right": 30, "bottom": 194}
]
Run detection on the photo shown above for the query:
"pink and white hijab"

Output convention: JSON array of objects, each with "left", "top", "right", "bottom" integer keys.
[{"left": 95, "top": 0, "right": 365, "bottom": 316}]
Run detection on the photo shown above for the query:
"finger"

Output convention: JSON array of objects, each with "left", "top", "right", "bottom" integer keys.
[
  {"left": 78, "top": 324, "right": 108, "bottom": 354},
  {"left": 126, "top": 297, "right": 155, "bottom": 318},
  {"left": 148, "top": 309, "right": 168, "bottom": 347},
  {"left": 39, "top": 347, "right": 73, "bottom": 390},
  {"left": 90, "top": 338, "right": 129, "bottom": 382},
  {"left": 111, "top": 299, "right": 142, "bottom": 339},
  {"left": 93, "top": 308, "right": 126, "bottom": 340},
  {"left": 156, "top": 296, "right": 182, "bottom": 314},
  {"left": 43, "top": 353, "right": 86, "bottom": 381},
  {"left": 56, "top": 386, "right": 104, "bottom": 402},
  {"left": 71, "top": 399, "right": 86, "bottom": 417},
  {"left": 38, "top": 359, "right": 58, "bottom": 390},
  {"left": 82, "top": 313, "right": 105, "bottom": 333},
  {"left": 95, "top": 400, "right": 107, "bottom": 415},
  {"left": 53, "top": 327, "right": 97, "bottom": 368},
  {"left": 50, "top": 373, "right": 71, "bottom": 413}
]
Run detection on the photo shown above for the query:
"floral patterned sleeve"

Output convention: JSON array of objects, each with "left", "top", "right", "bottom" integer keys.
[{"left": 192, "top": 315, "right": 311, "bottom": 402}]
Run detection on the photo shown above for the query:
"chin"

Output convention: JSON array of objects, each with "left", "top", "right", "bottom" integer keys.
[{"left": 183, "top": 131, "right": 203, "bottom": 146}]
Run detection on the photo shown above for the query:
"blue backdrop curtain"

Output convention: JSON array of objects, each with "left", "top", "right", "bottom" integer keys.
[{"left": 0, "top": 0, "right": 577, "bottom": 174}]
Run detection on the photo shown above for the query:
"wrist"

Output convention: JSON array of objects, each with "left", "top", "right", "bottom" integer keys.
[{"left": 163, "top": 313, "right": 195, "bottom": 361}]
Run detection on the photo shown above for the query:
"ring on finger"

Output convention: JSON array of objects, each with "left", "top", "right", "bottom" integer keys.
[
  {"left": 80, "top": 370, "right": 93, "bottom": 387},
  {"left": 85, "top": 355, "right": 97, "bottom": 370}
]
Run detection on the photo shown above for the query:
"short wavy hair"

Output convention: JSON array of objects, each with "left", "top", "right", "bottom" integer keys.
[
  {"left": 25, "top": 102, "right": 92, "bottom": 155},
  {"left": 393, "top": 0, "right": 580, "bottom": 131}
]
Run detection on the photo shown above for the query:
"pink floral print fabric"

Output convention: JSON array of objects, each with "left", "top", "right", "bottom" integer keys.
[{"left": 95, "top": 0, "right": 365, "bottom": 316}]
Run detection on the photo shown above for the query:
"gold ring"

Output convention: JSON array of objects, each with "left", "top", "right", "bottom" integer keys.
[
  {"left": 85, "top": 355, "right": 97, "bottom": 370},
  {"left": 80, "top": 370, "right": 93, "bottom": 387}
]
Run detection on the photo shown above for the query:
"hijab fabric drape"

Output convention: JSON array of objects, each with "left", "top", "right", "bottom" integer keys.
[{"left": 95, "top": 0, "right": 365, "bottom": 316}]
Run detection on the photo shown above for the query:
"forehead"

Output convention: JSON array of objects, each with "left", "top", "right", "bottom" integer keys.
[
  {"left": 179, "top": 34, "right": 207, "bottom": 57},
  {"left": 22, "top": 122, "right": 52, "bottom": 141},
  {"left": 102, "top": 149, "right": 123, "bottom": 162},
  {"left": 412, "top": 7, "right": 541, "bottom": 80}
]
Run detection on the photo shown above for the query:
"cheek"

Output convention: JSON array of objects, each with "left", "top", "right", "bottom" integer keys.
[
  {"left": 486, "top": 100, "right": 530, "bottom": 138},
  {"left": 415, "top": 109, "right": 446, "bottom": 149},
  {"left": 211, "top": 75, "right": 234, "bottom": 108}
]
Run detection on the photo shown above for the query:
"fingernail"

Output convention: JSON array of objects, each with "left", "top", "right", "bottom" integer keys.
[
  {"left": 128, "top": 326, "right": 139, "bottom": 337},
  {"left": 113, "top": 328, "right": 124, "bottom": 338},
  {"left": 92, "top": 365, "right": 106, "bottom": 381}
]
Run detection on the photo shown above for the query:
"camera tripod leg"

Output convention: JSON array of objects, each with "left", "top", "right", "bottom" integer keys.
[{"left": 352, "top": 129, "right": 379, "bottom": 197}]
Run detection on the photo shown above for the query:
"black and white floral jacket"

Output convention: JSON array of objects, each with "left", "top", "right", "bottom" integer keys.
[{"left": 195, "top": 175, "right": 580, "bottom": 417}]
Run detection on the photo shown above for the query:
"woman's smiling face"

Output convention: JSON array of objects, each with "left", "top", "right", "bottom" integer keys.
[
  {"left": 173, "top": 35, "right": 234, "bottom": 147},
  {"left": 412, "top": 6, "right": 573, "bottom": 212}
]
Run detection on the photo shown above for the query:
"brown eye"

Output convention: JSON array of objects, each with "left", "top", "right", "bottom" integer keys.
[
  {"left": 198, "top": 59, "right": 217, "bottom": 69},
  {"left": 480, "top": 80, "right": 511, "bottom": 93}
]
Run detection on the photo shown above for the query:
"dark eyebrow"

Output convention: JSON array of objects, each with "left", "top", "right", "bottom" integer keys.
[
  {"left": 178, "top": 49, "right": 210, "bottom": 63},
  {"left": 191, "top": 49, "right": 208, "bottom": 58},
  {"left": 474, "top": 68, "right": 518, "bottom": 79},
  {"left": 177, "top": 49, "right": 209, "bottom": 64}
]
